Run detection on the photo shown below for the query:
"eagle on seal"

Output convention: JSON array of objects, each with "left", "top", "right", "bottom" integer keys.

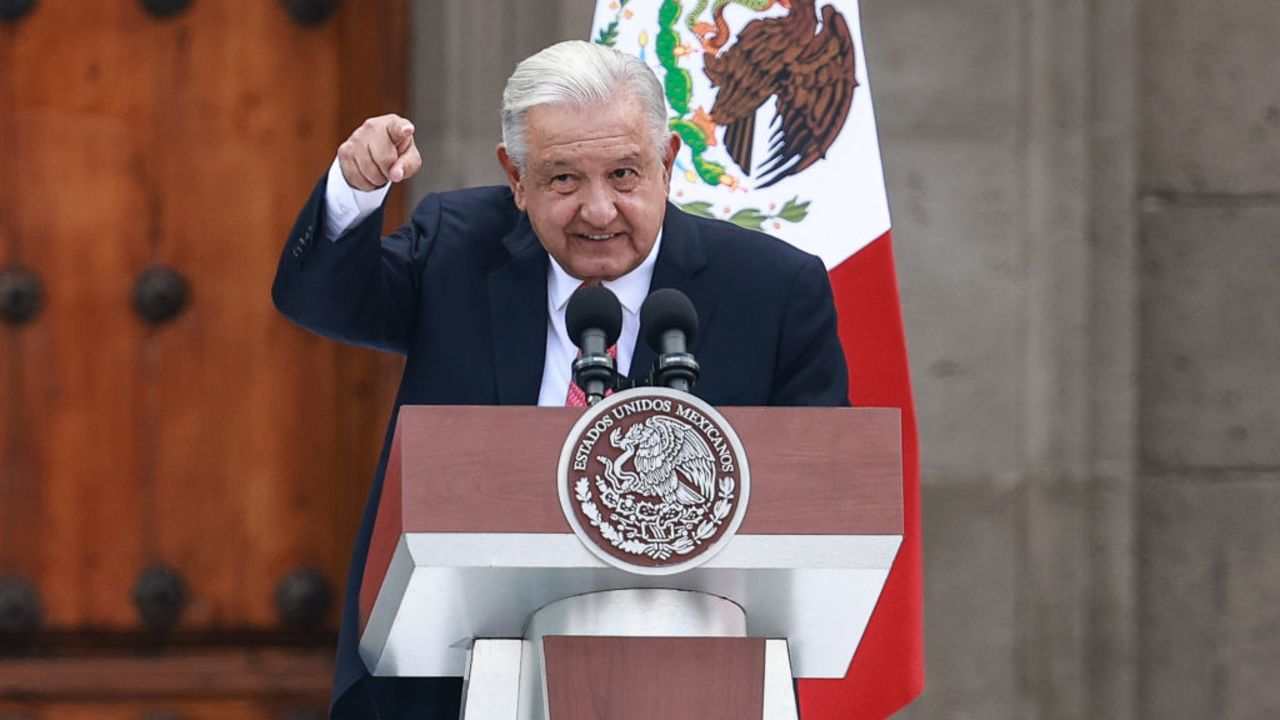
[
  {"left": 702, "top": 0, "right": 858, "bottom": 188},
  {"left": 603, "top": 416, "right": 718, "bottom": 506}
]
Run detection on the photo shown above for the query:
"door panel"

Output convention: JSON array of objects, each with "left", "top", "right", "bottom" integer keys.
[{"left": 1, "top": 0, "right": 406, "bottom": 707}]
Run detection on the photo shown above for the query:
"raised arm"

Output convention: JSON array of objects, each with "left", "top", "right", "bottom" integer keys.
[{"left": 271, "top": 115, "right": 433, "bottom": 355}]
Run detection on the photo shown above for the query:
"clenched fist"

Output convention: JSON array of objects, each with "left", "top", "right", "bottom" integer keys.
[{"left": 337, "top": 114, "right": 422, "bottom": 191}]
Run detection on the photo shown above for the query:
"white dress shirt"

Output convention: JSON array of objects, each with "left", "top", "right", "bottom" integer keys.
[
  {"left": 321, "top": 160, "right": 659, "bottom": 406},
  {"left": 536, "top": 234, "right": 659, "bottom": 406},
  {"left": 324, "top": 157, "right": 392, "bottom": 242}
]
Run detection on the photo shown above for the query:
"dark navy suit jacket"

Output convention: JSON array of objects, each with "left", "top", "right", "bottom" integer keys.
[{"left": 272, "top": 180, "right": 849, "bottom": 720}]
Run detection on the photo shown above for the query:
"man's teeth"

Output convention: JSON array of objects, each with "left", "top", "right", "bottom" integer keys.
[{"left": 583, "top": 233, "right": 617, "bottom": 240}]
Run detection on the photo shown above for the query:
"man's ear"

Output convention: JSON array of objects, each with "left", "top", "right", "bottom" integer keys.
[
  {"left": 496, "top": 144, "right": 526, "bottom": 211},
  {"left": 662, "top": 131, "right": 681, "bottom": 183}
]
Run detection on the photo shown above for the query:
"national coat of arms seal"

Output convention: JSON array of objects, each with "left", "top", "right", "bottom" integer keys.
[{"left": 558, "top": 387, "right": 750, "bottom": 575}]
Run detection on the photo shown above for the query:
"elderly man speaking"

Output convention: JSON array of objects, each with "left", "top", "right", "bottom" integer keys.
[{"left": 272, "top": 40, "right": 849, "bottom": 719}]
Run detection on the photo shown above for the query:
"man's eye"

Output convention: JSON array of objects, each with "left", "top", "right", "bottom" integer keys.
[
  {"left": 611, "top": 168, "right": 637, "bottom": 180},
  {"left": 548, "top": 174, "right": 579, "bottom": 192}
]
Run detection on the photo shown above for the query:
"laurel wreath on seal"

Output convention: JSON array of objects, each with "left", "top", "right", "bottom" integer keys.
[{"left": 575, "top": 476, "right": 736, "bottom": 561}]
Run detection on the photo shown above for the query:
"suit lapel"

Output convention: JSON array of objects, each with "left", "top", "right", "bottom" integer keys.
[
  {"left": 489, "top": 216, "right": 548, "bottom": 405},
  {"left": 630, "top": 204, "right": 716, "bottom": 383}
]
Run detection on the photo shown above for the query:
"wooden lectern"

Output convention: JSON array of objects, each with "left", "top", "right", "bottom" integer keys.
[{"left": 358, "top": 402, "right": 902, "bottom": 719}]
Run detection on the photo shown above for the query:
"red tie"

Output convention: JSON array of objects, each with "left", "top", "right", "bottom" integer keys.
[{"left": 565, "top": 344, "right": 618, "bottom": 407}]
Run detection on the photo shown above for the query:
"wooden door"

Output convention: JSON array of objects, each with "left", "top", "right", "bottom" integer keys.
[{"left": 0, "top": 1, "right": 406, "bottom": 716}]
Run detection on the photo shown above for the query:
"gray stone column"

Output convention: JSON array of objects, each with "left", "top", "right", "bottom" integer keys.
[
  {"left": 1084, "top": 0, "right": 1141, "bottom": 716},
  {"left": 1137, "top": 0, "right": 1280, "bottom": 717},
  {"left": 875, "top": 0, "right": 1141, "bottom": 716}
]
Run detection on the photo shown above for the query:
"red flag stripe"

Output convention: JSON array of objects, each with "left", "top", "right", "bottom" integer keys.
[{"left": 798, "top": 231, "right": 925, "bottom": 718}]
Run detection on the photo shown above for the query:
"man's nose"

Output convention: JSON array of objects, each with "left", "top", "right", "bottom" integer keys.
[{"left": 578, "top": 182, "right": 619, "bottom": 227}]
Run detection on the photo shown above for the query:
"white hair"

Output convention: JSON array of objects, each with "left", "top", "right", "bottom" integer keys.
[{"left": 501, "top": 40, "right": 669, "bottom": 171}]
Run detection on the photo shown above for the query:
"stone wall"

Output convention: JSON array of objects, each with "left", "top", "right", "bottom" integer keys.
[{"left": 1135, "top": 0, "right": 1280, "bottom": 717}]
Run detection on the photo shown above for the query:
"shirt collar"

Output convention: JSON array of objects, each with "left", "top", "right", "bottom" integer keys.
[{"left": 547, "top": 230, "right": 663, "bottom": 314}]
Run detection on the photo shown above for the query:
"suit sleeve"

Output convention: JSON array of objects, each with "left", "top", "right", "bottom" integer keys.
[
  {"left": 769, "top": 253, "right": 851, "bottom": 407},
  {"left": 271, "top": 175, "right": 440, "bottom": 355}
]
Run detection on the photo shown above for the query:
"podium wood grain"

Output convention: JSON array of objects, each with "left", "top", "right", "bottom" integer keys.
[
  {"left": 390, "top": 404, "right": 900, "bottom": 533},
  {"left": 542, "top": 636, "right": 766, "bottom": 720}
]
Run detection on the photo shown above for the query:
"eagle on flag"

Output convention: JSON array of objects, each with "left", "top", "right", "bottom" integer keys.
[{"left": 702, "top": 0, "right": 859, "bottom": 188}]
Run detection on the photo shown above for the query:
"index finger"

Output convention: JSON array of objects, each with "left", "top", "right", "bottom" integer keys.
[{"left": 385, "top": 120, "right": 415, "bottom": 154}]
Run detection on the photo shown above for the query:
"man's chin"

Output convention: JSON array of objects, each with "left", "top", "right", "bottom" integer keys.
[
  {"left": 562, "top": 250, "right": 643, "bottom": 282},
  {"left": 567, "top": 261, "right": 630, "bottom": 284}
]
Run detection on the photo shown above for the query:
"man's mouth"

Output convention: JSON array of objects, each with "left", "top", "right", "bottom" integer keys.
[{"left": 577, "top": 232, "right": 623, "bottom": 241}]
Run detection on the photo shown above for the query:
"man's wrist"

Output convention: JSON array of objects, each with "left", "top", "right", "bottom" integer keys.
[{"left": 323, "top": 156, "right": 392, "bottom": 241}]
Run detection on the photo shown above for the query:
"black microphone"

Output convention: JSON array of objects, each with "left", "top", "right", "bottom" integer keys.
[
  {"left": 640, "top": 288, "right": 700, "bottom": 393},
  {"left": 566, "top": 284, "right": 623, "bottom": 405}
]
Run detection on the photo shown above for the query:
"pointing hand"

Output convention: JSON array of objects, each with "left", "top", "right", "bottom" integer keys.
[{"left": 337, "top": 114, "right": 422, "bottom": 191}]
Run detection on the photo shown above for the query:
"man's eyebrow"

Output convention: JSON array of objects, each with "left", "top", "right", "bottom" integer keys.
[{"left": 536, "top": 159, "right": 577, "bottom": 173}]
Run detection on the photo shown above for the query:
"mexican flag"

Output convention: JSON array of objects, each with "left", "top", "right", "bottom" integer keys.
[{"left": 589, "top": 1, "right": 924, "bottom": 716}]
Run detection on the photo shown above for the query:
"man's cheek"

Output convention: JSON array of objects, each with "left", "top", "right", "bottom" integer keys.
[{"left": 545, "top": 199, "right": 578, "bottom": 229}]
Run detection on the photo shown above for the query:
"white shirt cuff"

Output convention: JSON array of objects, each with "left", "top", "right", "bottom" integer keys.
[{"left": 323, "top": 156, "right": 393, "bottom": 241}]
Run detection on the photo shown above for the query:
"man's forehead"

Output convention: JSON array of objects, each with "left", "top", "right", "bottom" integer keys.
[
  {"left": 527, "top": 122, "right": 653, "bottom": 169},
  {"left": 520, "top": 92, "right": 660, "bottom": 172}
]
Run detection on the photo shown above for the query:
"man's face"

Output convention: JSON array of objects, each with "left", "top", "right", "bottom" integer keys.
[{"left": 498, "top": 93, "right": 680, "bottom": 283}]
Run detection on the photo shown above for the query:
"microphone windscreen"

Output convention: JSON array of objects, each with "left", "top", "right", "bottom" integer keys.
[
  {"left": 566, "top": 284, "right": 624, "bottom": 348},
  {"left": 640, "top": 288, "right": 698, "bottom": 350}
]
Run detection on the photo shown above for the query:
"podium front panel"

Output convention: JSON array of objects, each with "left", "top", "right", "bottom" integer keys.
[{"left": 359, "top": 405, "right": 903, "bottom": 679}]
